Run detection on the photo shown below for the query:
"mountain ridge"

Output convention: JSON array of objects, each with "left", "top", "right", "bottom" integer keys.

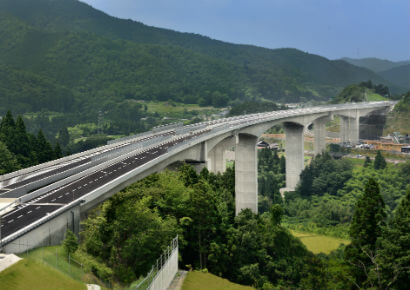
[
  {"left": 379, "top": 64, "right": 410, "bottom": 90},
  {"left": 341, "top": 57, "right": 410, "bottom": 73},
  {"left": 0, "top": 0, "right": 402, "bottom": 127}
]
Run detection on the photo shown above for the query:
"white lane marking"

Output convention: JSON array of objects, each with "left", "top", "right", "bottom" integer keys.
[
  {"left": 65, "top": 192, "right": 69, "bottom": 195},
  {"left": 35, "top": 206, "right": 40, "bottom": 210},
  {"left": 58, "top": 196, "right": 62, "bottom": 199},
  {"left": 8, "top": 219, "right": 14, "bottom": 223},
  {"left": 17, "top": 215, "right": 23, "bottom": 219},
  {"left": 28, "top": 210, "right": 32, "bottom": 214},
  {"left": 78, "top": 186, "right": 82, "bottom": 189}
]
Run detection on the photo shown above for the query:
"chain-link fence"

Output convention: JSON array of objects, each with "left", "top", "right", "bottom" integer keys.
[{"left": 135, "top": 235, "right": 179, "bottom": 290}]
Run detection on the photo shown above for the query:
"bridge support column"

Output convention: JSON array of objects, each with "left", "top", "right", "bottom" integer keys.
[
  {"left": 340, "top": 115, "right": 360, "bottom": 144},
  {"left": 208, "top": 137, "right": 234, "bottom": 174},
  {"left": 235, "top": 134, "right": 258, "bottom": 215},
  {"left": 208, "top": 145, "right": 225, "bottom": 173},
  {"left": 314, "top": 118, "right": 327, "bottom": 155},
  {"left": 284, "top": 123, "right": 304, "bottom": 191}
]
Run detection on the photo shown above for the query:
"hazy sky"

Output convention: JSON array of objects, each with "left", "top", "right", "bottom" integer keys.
[{"left": 81, "top": 0, "right": 410, "bottom": 61}]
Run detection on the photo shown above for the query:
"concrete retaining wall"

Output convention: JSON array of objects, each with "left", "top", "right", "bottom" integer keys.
[{"left": 2, "top": 204, "right": 81, "bottom": 254}]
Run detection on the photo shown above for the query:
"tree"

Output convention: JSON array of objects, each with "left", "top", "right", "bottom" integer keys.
[
  {"left": 14, "top": 116, "right": 32, "bottom": 166},
  {"left": 269, "top": 204, "right": 284, "bottom": 226},
  {"left": 35, "top": 130, "right": 55, "bottom": 163},
  {"left": 374, "top": 150, "right": 386, "bottom": 170},
  {"left": 345, "top": 178, "right": 386, "bottom": 286},
  {"left": 0, "top": 111, "right": 16, "bottom": 151},
  {"left": 0, "top": 141, "right": 20, "bottom": 174},
  {"left": 179, "top": 162, "right": 198, "bottom": 186},
  {"left": 57, "top": 127, "right": 70, "bottom": 147},
  {"left": 279, "top": 155, "right": 286, "bottom": 174},
  {"left": 189, "top": 180, "right": 219, "bottom": 269},
  {"left": 54, "top": 142, "right": 63, "bottom": 159},
  {"left": 379, "top": 186, "right": 410, "bottom": 288},
  {"left": 363, "top": 156, "right": 372, "bottom": 167},
  {"left": 63, "top": 229, "right": 78, "bottom": 256}
]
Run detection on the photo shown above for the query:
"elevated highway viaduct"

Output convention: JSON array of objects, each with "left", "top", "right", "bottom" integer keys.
[{"left": 0, "top": 101, "right": 395, "bottom": 253}]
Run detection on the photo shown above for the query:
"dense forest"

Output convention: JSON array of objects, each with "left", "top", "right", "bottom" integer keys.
[
  {"left": 228, "top": 101, "right": 286, "bottom": 117},
  {"left": 73, "top": 165, "right": 317, "bottom": 288},
  {"left": 0, "top": 111, "right": 60, "bottom": 174},
  {"left": 66, "top": 156, "right": 410, "bottom": 289},
  {"left": 258, "top": 148, "right": 409, "bottom": 239}
]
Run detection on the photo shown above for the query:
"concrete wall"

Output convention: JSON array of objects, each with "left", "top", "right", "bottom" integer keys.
[{"left": 2, "top": 205, "right": 81, "bottom": 254}]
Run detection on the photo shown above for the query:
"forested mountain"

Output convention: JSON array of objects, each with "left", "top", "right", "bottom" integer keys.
[
  {"left": 379, "top": 64, "right": 410, "bottom": 90},
  {"left": 341, "top": 57, "right": 410, "bottom": 73},
  {"left": 0, "top": 0, "right": 395, "bottom": 117}
]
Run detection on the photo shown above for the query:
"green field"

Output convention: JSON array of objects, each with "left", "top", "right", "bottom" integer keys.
[
  {"left": 145, "top": 101, "right": 214, "bottom": 114},
  {"left": 23, "top": 245, "right": 86, "bottom": 283},
  {"left": 182, "top": 271, "right": 254, "bottom": 290},
  {"left": 0, "top": 259, "right": 86, "bottom": 290},
  {"left": 291, "top": 230, "right": 350, "bottom": 254},
  {"left": 366, "top": 92, "right": 388, "bottom": 101},
  {"left": 21, "top": 245, "right": 111, "bottom": 288}
]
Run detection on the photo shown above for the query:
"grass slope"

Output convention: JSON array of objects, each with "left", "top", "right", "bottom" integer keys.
[
  {"left": 182, "top": 271, "right": 254, "bottom": 290},
  {"left": 23, "top": 245, "right": 85, "bottom": 283},
  {"left": 0, "top": 259, "right": 85, "bottom": 290},
  {"left": 291, "top": 230, "right": 350, "bottom": 254}
]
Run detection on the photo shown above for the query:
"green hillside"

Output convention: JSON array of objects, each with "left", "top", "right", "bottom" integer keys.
[
  {"left": 0, "top": 0, "right": 400, "bottom": 143},
  {"left": 0, "top": 0, "right": 392, "bottom": 109},
  {"left": 182, "top": 271, "right": 254, "bottom": 290},
  {"left": 385, "top": 91, "right": 410, "bottom": 134},
  {"left": 332, "top": 81, "right": 389, "bottom": 103},
  {"left": 0, "top": 259, "right": 85, "bottom": 290},
  {"left": 379, "top": 64, "right": 410, "bottom": 90},
  {"left": 341, "top": 57, "right": 410, "bottom": 73}
]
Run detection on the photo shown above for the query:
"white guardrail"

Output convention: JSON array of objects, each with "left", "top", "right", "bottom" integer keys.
[{"left": 135, "top": 236, "right": 179, "bottom": 290}]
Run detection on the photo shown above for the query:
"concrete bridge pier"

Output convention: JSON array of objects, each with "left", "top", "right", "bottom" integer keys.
[
  {"left": 235, "top": 133, "right": 258, "bottom": 215},
  {"left": 208, "top": 146, "right": 224, "bottom": 173},
  {"left": 208, "top": 143, "right": 228, "bottom": 174},
  {"left": 284, "top": 122, "right": 305, "bottom": 191},
  {"left": 313, "top": 117, "right": 328, "bottom": 155},
  {"left": 340, "top": 115, "right": 360, "bottom": 144}
]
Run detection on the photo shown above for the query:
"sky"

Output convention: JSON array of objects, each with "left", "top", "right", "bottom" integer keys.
[{"left": 81, "top": 0, "right": 410, "bottom": 61}]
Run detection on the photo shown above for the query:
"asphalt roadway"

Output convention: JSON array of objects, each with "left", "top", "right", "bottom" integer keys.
[
  {"left": 0, "top": 131, "right": 205, "bottom": 240},
  {"left": 1, "top": 130, "right": 176, "bottom": 198}
]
